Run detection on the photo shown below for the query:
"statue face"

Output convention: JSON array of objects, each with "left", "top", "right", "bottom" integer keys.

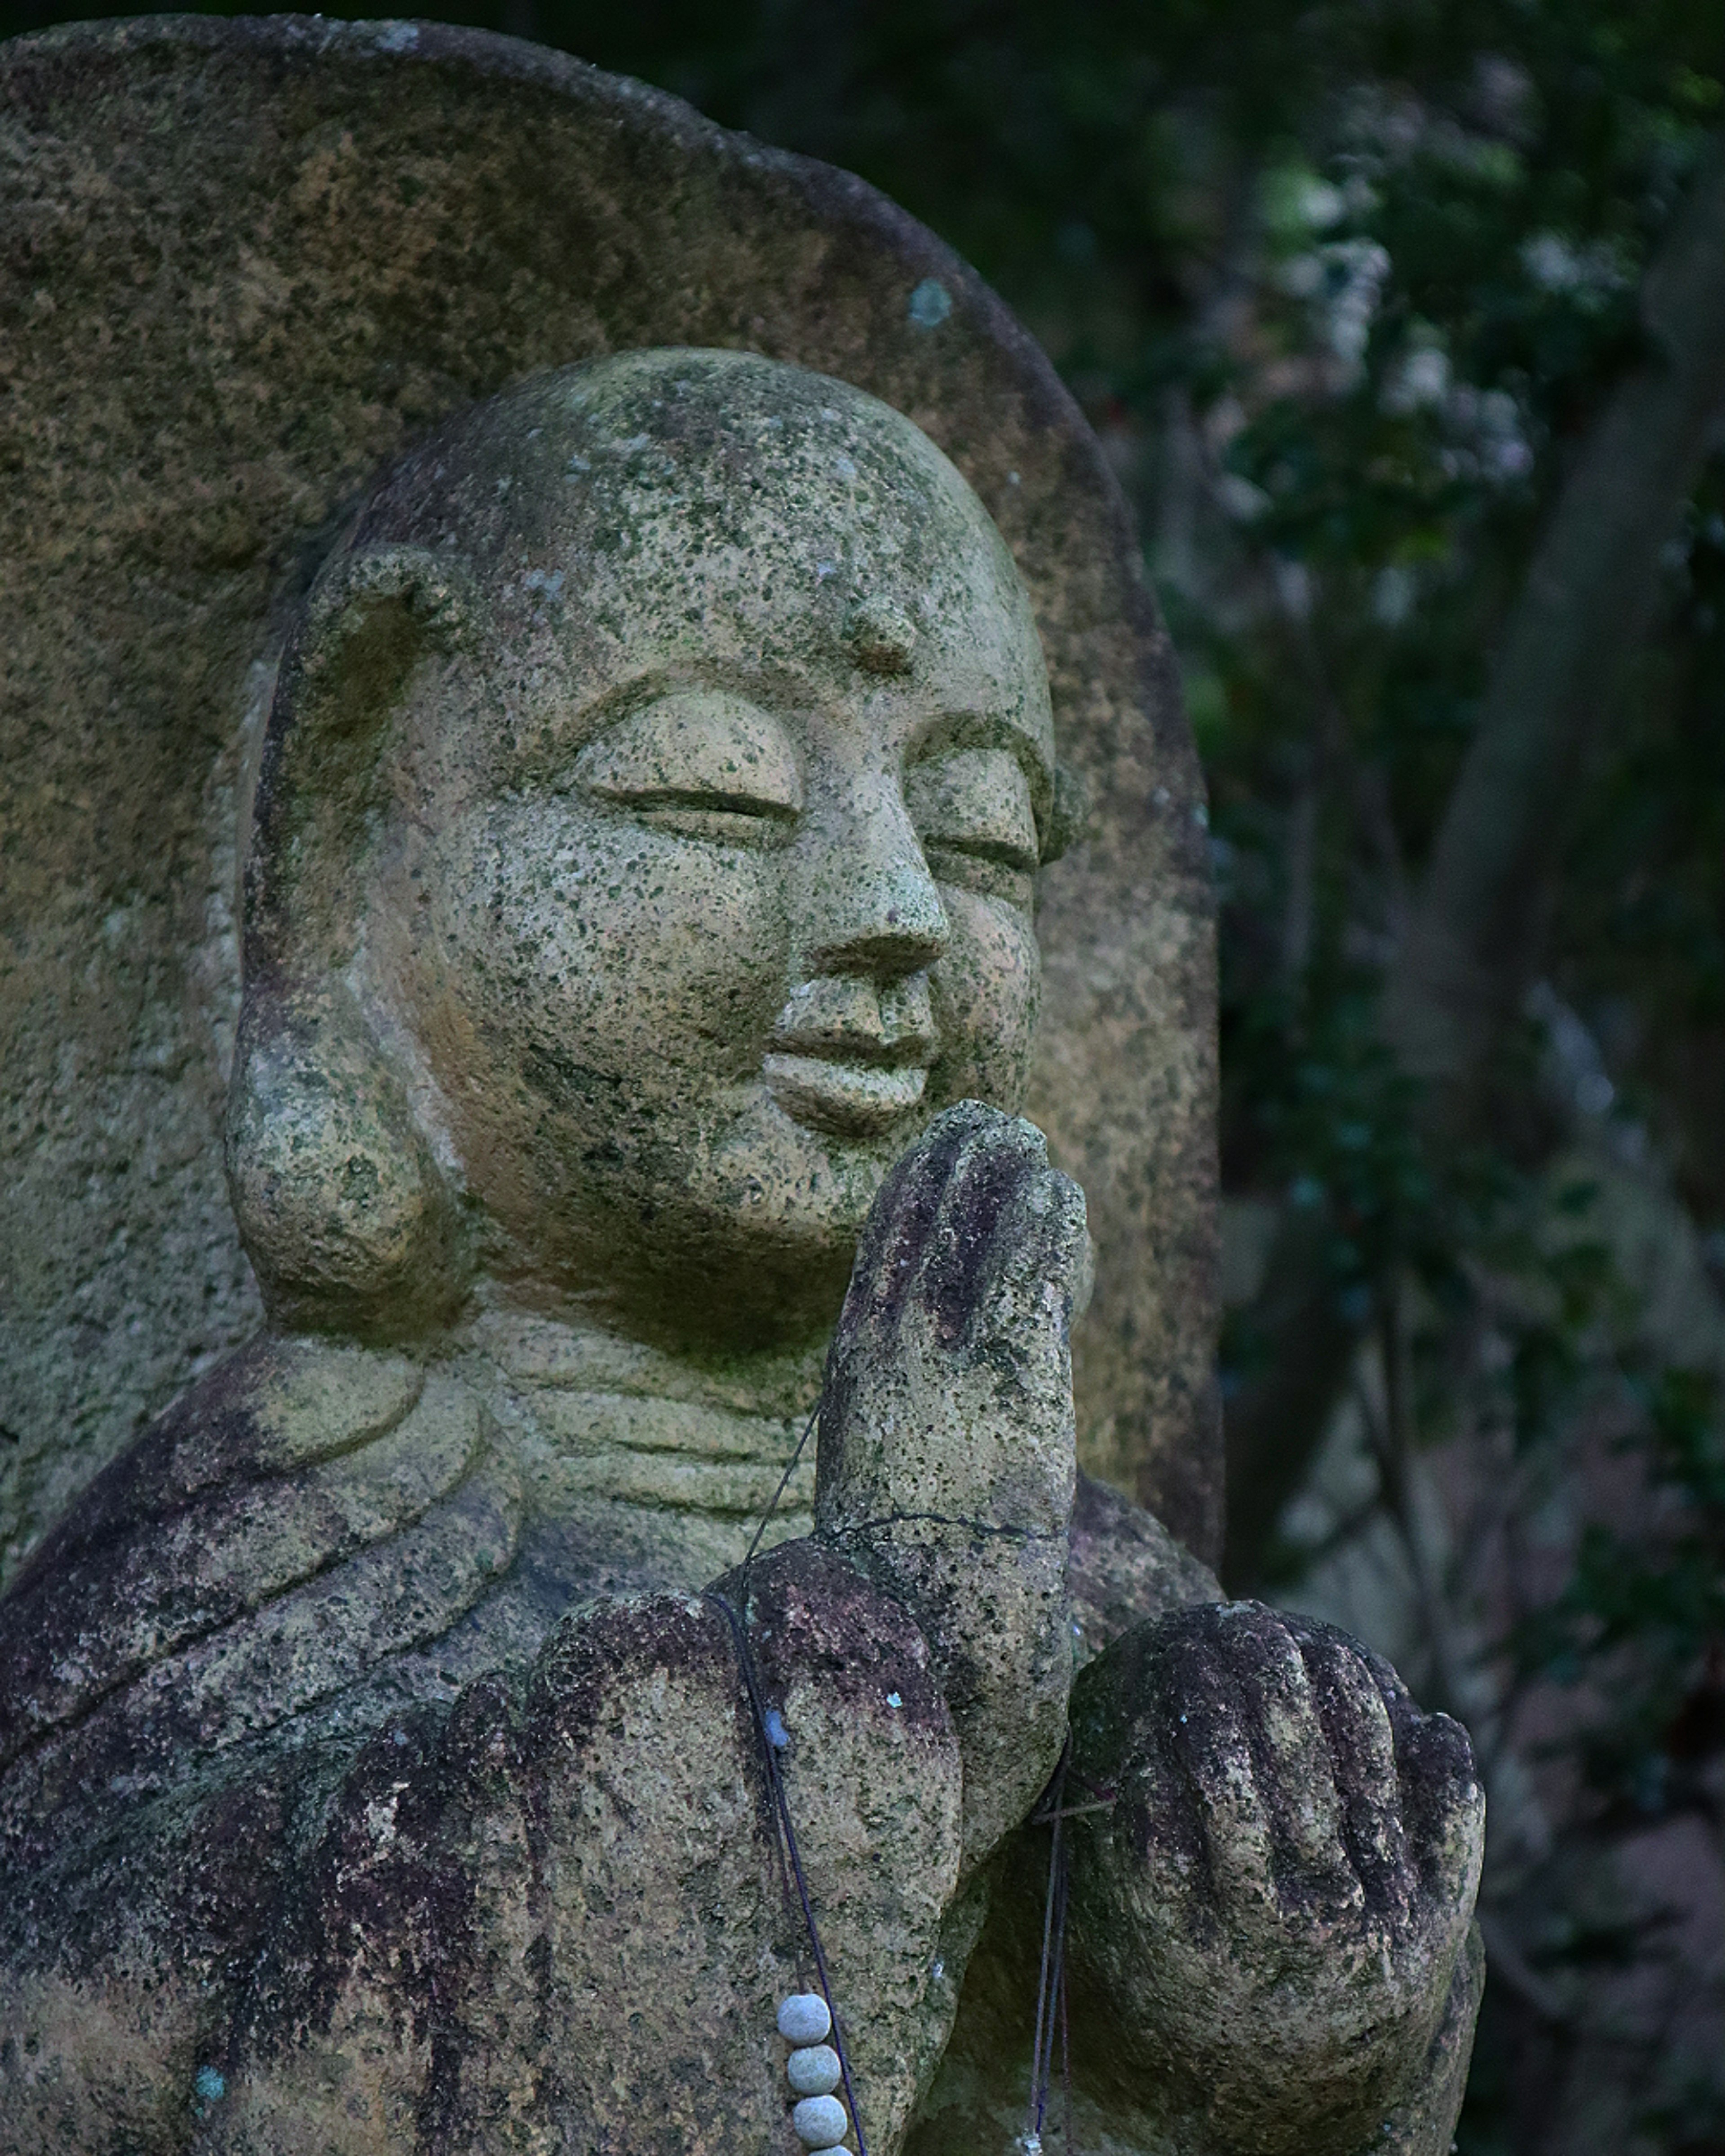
[{"left": 358, "top": 355, "right": 1053, "bottom": 1342}]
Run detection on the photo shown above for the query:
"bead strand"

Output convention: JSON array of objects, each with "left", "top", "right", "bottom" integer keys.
[{"left": 778, "top": 1993, "right": 850, "bottom": 2151}]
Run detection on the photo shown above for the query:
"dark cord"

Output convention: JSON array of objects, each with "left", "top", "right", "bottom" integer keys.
[
  {"left": 742, "top": 1402, "right": 820, "bottom": 1573},
  {"left": 1026, "top": 1738, "right": 1077, "bottom": 2153},
  {"left": 1059, "top": 1905, "right": 1074, "bottom": 2156},
  {"left": 709, "top": 1587, "right": 871, "bottom": 2156}
]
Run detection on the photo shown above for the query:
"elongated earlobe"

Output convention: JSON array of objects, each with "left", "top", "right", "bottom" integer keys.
[{"left": 226, "top": 984, "right": 469, "bottom": 1339}]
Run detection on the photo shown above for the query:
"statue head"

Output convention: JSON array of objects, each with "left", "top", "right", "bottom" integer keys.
[{"left": 229, "top": 349, "right": 1071, "bottom": 1350}]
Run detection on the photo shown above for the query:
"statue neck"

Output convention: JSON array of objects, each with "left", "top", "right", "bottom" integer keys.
[{"left": 449, "top": 1294, "right": 824, "bottom": 1544}]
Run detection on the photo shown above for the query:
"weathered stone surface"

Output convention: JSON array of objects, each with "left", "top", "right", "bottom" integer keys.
[
  {"left": 815, "top": 1104, "right": 1083, "bottom": 1868},
  {"left": 1068, "top": 1459, "right": 1223, "bottom": 1666},
  {"left": 0, "top": 1108, "right": 1074, "bottom": 2155},
  {"left": 908, "top": 1602, "right": 1485, "bottom": 2156},
  {"left": 0, "top": 32, "right": 1484, "bottom": 2152},
  {"left": 0, "top": 13, "right": 1219, "bottom": 1576},
  {"left": 1062, "top": 1602, "right": 1485, "bottom": 2154}
]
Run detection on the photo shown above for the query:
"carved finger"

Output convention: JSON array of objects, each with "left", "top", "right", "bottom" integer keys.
[
  {"left": 1346, "top": 1645, "right": 1486, "bottom": 1913},
  {"left": 1098, "top": 1707, "right": 1211, "bottom": 1957},
  {"left": 973, "top": 1161, "right": 1089, "bottom": 1365},
  {"left": 1160, "top": 1624, "right": 1278, "bottom": 1919},
  {"left": 1069, "top": 1627, "right": 1212, "bottom": 1977},
  {"left": 1203, "top": 1604, "right": 1354, "bottom": 1895},
  {"left": 846, "top": 1100, "right": 997, "bottom": 1334},
  {"left": 1285, "top": 1617, "right": 1409, "bottom": 1901},
  {"left": 822, "top": 1104, "right": 998, "bottom": 1445},
  {"left": 916, "top": 1112, "right": 1048, "bottom": 1349},
  {"left": 1395, "top": 1708, "right": 1485, "bottom": 1915}
]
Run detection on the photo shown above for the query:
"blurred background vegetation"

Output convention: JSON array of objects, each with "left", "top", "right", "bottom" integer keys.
[{"left": 7, "top": 0, "right": 1725, "bottom": 2146}]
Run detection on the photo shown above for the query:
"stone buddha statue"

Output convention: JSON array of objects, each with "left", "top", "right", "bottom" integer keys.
[{"left": 0, "top": 347, "right": 1481, "bottom": 2156}]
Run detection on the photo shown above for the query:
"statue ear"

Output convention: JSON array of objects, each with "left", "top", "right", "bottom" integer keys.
[
  {"left": 245, "top": 542, "right": 483, "bottom": 979},
  {"left": 230, "top": 542, "right": 483, "bottom": 1338},
  {"left": 226, "top": 980, "right": 470, "bottom": 1340}
]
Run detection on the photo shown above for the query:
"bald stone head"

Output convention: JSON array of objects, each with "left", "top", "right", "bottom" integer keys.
[{"left": 232, "top": 349, "right": 1060, "bottom": 1347}]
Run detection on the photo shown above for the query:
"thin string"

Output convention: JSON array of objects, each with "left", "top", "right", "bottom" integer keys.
[
  {"left": 1038, "top": 1837, "right": 1069, "bottom": 2146},
  {"left": 739, "top": 1401, "right": 822, "bottom": 1943},
  {"left": 1058, "top": 1913, "right": 1074, "bottom": 2156},
  {"left": 1023, "top": 1736, "right": 1071, "bottom": 2154},
  {"left": 737, "top": 1403, "right": 822, "bottom": 1982},
  {"left": 739, "top": 1398, "right": 1106, "bottom": 2156},
  {"left": 736, "top": 1401, "right": 824, "bottom": 1963},
  {"left": 709, "top": 1590, "right": 870, "bottom": 2156},
  {"left": 710, "top": 1397, "right": 871, "bottom": 2156},
  {"left": 1024, "top": 1739, "right": 1110, "bottom": 2154},
  {"left": 742, "top": 1401, "right": 821, "bottom": 1572}
]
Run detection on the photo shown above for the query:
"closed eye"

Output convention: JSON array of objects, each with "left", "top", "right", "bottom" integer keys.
[
  {"left": 605, "top": 791, "right": 798, "bottom": 848},
  {"left": 907, "top": 747, "right": 1040, "bottom": 906},
  {"left": 574, "top": 691, "right": 803, "bottom": 846},
  {"left": 926, "top": 832, "right": 1039, "bottom": 872},
  {"left": 920, "top": 840, "right": 1037, "bottom": 906},
  {"left": 599, "top": 787, "right": 799, "bottom": 820}
]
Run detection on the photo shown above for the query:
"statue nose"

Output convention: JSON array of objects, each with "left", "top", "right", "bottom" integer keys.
[{"left": 794, "top": 783, "right": 950, "bottom": 983}]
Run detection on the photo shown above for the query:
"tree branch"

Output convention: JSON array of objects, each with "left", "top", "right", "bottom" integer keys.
[
  {"left": 1225, "top": 136, "right": 1725, "bottom": 1586},
  {"left": 1382, "top": 135, "right": 1725, "bottom": 1113}
]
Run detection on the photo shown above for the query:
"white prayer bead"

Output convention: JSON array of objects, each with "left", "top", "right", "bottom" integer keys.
[
  {"left": 792, "top": 2093, "right": 849, "bottom": 2147},
  {"left": 787, "top": 2042, "right": 842, "bottom": 2097},
  {"left": 777, "top": 1992, "right": 832, "bottom": 2044}
]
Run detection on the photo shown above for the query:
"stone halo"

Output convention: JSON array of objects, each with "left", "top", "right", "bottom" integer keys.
[{"left": 0, "top": 13, "right": 1218, "bottom": 1566}]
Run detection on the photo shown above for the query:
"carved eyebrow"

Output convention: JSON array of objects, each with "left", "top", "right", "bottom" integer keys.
[
  {"left": 552, "top": 662, "right": 813, "bottom": 757},
  {"left": 559, "top": 666, "right": 680, "bottom": 741},
  {"left": 908, "top": 711, "right": 1054, "bottom": 827}
]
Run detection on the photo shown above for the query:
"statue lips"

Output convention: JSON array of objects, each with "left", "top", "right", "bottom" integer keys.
[
  {"left": 763, "top": 972, "right": 940, "bottom": 1138},
  {"left": 761, "top": 1050, "right": 930, "bottom": 1137}
]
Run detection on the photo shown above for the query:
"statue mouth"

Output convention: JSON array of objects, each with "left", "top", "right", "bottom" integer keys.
[{"left": 761, "top": 1052, "right": 930, "bottom": 1137}]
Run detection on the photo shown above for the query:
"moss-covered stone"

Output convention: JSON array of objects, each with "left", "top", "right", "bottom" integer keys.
[
  {"left": 0, "top": 13, "right": 1218, "bottom": 1578},
  {"left": 0, "top": 27, "right": 1481, "bottom": 2153}
]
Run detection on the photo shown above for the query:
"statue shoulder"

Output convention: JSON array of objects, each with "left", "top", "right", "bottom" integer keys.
[
  {"left": 0, "top": 1334, "right": 515, "bottom": 1785},
  {"left": 1069, "top": 1470, "right": 1221, "bottom": 1664}
]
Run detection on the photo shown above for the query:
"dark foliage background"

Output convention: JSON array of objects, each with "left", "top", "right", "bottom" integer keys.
[{"left": 5, "top": 0, "right": 1725, "bottom": 2146}]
